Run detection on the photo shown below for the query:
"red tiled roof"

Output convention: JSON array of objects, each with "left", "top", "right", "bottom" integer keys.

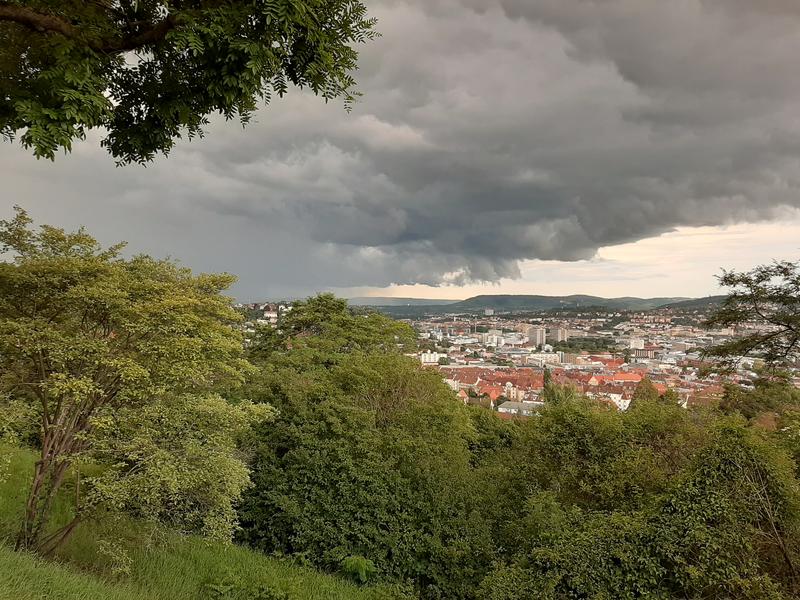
[
  {"left": 613, "top": 372, "right": 643, "bottom": 383},
  {"left": 478, "top": 384, "right": 504, "bottom": 400}
]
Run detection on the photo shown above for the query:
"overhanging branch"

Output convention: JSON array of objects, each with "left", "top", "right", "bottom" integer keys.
[
  {"left": 0, "top": 2, "right": 180, "bottom": 53},
  {"left": 101, "top": 14, "right": 180, "bottom": 52},
  {"left": 0, "top": 2, "right": 80, "bottom": 39}
]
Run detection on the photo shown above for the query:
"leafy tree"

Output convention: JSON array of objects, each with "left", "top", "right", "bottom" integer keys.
[
  {"left": 720, "top": 373, "right": 800, "bottom": 421},
  {"left": 246, "top": 322, "right": 284, "bottom": 364},
  {"left": 0, "top": 392, "right": 39, "bottom": 447},
  {"left": 277, "top": 293, "right": 416, "bottom": 354},
  {"left": 653, "top": 427, "right": 800, "bottom": 596},
  {"left": 551, "top": 337, "right": 616, "bottom": 353},
  {"left": 466, "top": 407, "right": 518, "bottom": 467},
  {"left": 237, "top": 300, "right": 493, "bottom": 599},
  {"left": 0, "top": 0, "right": 377, "bottom": 163},
  {"left": 511, "top": 397, "right": 641, "bottom": 512},
  {"left": 777, "top": 408, "right": 800, "bottom": 481},
  {"left": 631, "top": 377, "right": 660, "bottom": 405},
  {"left": 478, "top": 414, "right": 800, "bottom": 599},
  {"left": 87, "top": 393, "right": 271, "bottom": 542},
  {"left": 628, "top": 378, "right": 682, "bottom": 410},
  {"left": 0, "top": 208, "right": 259, "bottom": 553},
  {"left": 538, "top": 382, "right": 580, "bottom": 405},
  {"left": 705, "top": 260, "right": 800, "bottom": 371},
  {"left": 626, "top": 377, "right": 661, "bottom": 410},
  {"left": 661, "top": 387, "right": 682, "bottom": 405}
]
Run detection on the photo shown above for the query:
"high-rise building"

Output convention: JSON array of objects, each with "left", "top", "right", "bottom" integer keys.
[
  {"left": 527, "top": 326, "right": 547, "bottom": 347},
  {"left": 550, "top": 327, "right": 569, "bottom": 342}
]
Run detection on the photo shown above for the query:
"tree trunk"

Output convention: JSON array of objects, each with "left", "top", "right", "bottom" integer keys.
[
  {"left": 16, "top": 458, "right": 49, "bottom": 550},
  {"left": 15, "top": 439, "right": 73, "bottom": 552}
]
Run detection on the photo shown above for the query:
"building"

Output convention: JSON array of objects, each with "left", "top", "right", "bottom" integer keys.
[
  {"left": 419, "top": 351, "right": 446, "bottom": 365},
  {"left": 484, "top": 308, "right": 495, "bottom": 316},
  {"left": 497, "top": 400, "right": 542, "bottom": 417},
  {"left": 550, "top": 327, "right": 569, "bottom": 342},
  {"left": 527, "top": 326, "right": 547, "bottom": 347},
  {"left": 629, "top": 338, "right": 645, "bottom": 350},
  {"left": 526, "top": 352, "right": 562, "bottom": 366}
]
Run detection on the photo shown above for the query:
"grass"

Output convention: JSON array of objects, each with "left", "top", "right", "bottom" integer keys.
[
  {"left": 0, "top": 444, "right": 403, "bottom": 600},
  {"left": 0, "top": 546, "right": 145, "bottom": 600}
]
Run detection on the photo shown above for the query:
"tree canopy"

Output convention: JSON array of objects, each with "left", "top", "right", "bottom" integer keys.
[
  {"left": 0, "top": 0, "right": 377, "bottom": 163},
  {"left": 238, "top": 297, "right": 491, "bottom": 597},
  {"left": 247, "top": 293, "right": 416, "bottom": 362},
  {"left": 0, "top": 207, "right": 264, "bottom": 553}
]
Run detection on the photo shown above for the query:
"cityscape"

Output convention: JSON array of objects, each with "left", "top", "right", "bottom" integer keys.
[{"left": 240, "top": 295, "right": 799, "bottom": 418}]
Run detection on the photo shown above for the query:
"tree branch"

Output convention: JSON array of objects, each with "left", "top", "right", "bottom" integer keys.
[
  {"left": 0, "top": 3, "right": 181, "bottom": 53},
  {"left": 0, "top": 3, "right": 80, "bottom": 39},
  {"left": 101, "top": 14, "right": 180, "bottom": 52}
]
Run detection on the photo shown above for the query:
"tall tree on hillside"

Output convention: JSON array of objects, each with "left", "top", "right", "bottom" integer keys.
[
  {"left": 705, "top": 260, "right": 800, "bottom": 372},
  {"left": 0, "top": 207, "right": 262, "bottom": 553},
  {"left": 0, "top": 0, "right": 376, "bottom": 164},
  {"left": 627, "top": 377, "right": 659, "bottom": 409}
]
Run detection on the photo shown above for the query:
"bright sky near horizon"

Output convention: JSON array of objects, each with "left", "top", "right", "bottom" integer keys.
[
  {"left": 337, "top": 213, "right": 800, "bottom": 300},
  {"left": 4, "top": 0, "right": 800, "bottom": 301}
]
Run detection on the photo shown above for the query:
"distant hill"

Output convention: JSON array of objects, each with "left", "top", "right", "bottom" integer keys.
[
  {"left": 659, "top": 295, "right": 726, "bottom": 310},
  {"left": 347, "top": 296, "right": 458, "bottom": 307},
  {"left": 369, "top": 293, "right": 696, "bottom": 316},
  {"left": 446, "top": 294, "right": 689, "bottom": 312}
]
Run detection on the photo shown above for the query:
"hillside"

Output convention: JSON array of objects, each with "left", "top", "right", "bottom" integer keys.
[
  {"left": 347, "top": 297, "right": 457, "bottom": 307},
  {"left": 0, "top": 446, "right": 402, "bottom": 600},
  {"left": 371, "top": 294, "right": 690, "bottom": 316},
  {"left": 447, "top": 294, "right": 688, "bottom": 312},
  {"left": 660, "top": 295, "right": 727, "bottom": 310}
]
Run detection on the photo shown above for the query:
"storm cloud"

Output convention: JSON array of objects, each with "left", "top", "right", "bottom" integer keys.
[{"left": 3, "top": 0, "right": 800, "bottom": 298}]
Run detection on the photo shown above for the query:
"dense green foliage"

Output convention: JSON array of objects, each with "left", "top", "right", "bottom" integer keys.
[
  {"left": 626, "top": 377, "right": 681, "bottom": 410},
  {"left": 0, "top": 208, "right": 263, "bottom": 553},
  {"left": 0, "top": 0, "right": 376, "bottom": 163},
  {"left": 551, "top": 336, "right": 617, "bottom": 353},
  {"left": 0, "top": 447, "right": 404, "bottom": 600},
  {"left": 236, "top": 294, "right": 800, "bottom": 599},
  {"left": 479, "top": 404, "right": 800, "bottom": 599},
  {"left": 239, "top": 295, "right": 491, "bottom": 598},
  {"left": 720, "top": 373, "right": 800, "bottom": 421}
]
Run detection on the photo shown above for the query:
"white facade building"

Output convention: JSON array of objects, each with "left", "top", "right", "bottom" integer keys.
[{"left": 419, "top": 351, "right": 446, "bottom": 365}]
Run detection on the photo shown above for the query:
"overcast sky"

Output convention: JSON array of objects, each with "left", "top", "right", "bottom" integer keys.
[{"left": 3, "top": 0, "right": 800, "bottom": 300}]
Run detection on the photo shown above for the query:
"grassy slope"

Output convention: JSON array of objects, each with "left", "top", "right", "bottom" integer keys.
[
  {"left": 0, "top": 445, "right": 398, "bottom": 600},
  {"left": 0, "top": 546, "right": 144, "bottom": 600}
]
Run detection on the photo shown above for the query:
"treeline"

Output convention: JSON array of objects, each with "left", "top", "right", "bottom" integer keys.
[
  {"left": 1, "top": 211, "right": 800, "bottom": 599},
  {"left": 551, "top": 336, "right": 618, "bottom": 353},
  {"left": 239, "top": 297, "right": 800, "bottom": 599}
]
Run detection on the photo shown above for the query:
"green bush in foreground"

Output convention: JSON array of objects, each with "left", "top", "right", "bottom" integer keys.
[{"left": 0, "top": 445, "right": 409, "bottom": 600}]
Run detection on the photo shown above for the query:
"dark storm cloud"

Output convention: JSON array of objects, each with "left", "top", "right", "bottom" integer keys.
[{"left": 4, "top": 0, "right": 800, "bottom": 298}]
